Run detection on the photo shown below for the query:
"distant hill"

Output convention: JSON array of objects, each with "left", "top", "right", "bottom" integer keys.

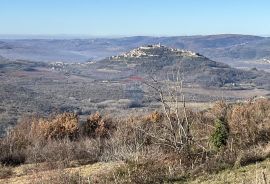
[
  {"left": 0, "top": 56, "right": 47, "bottom": 72},
  {"left": 96, "top": 44, "right": 270, "bottom": 89},
  {"left": 1, "top": 35, "right": 270, "bottom": 72},
  {"left": 0, "top": 41, "right": 12, "bottom": 49},
  {"left": 0, "top": 43, "right": 270, "bottom": 89}
]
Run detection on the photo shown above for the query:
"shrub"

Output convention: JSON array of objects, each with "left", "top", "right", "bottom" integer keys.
[
  {"left": 227, "top": 99, "right": 270, "bottom": 147},
  {"left": 234, "top": 149, "right": 265, "bottom": 167},
  {"left": 211, "top": 118, "right": 229, "bottom": 149},
  {"left": 25, "top": 138, "right": 100, "bottom": 167},
  {"left": 0, "top": 151, "right": 26, "bottom": 166},
  {"left": 0, "top": 125, "right": 28, "bottom": 166},
  {"left": 0, "top": 113, "right": 90, "bottom": 166},
  {"left": 144, "top": 111, "right": 162, "bottom": 123},
  {"left": 211, "top": 100, "right": 229, "bottom": 120},
  {"left": 37, "top": 113, "right": 79, "bottom": 140},
  {"left": 99, "top": 116, "right": 154, "bottom": 162},
  {"left": 81, "top": 112, "right": 116, "bottom": 139}
]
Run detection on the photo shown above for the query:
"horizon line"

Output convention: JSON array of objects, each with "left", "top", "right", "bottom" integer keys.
[{"left": 0, "top": 33, "right": 269, "bottom": 39}]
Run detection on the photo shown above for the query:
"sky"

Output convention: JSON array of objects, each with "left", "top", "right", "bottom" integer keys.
[{"left": 1, "top": 0, "right": 270, "bottom": 36}]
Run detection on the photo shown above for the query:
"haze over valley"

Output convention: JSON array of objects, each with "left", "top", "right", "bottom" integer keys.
[{"left": 1, "top": 34, "right": 270, "bottom": 73}]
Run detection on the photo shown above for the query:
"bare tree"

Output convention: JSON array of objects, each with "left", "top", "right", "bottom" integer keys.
[{"left": 140, "top": 70, "right": 193, "bottom": 153}]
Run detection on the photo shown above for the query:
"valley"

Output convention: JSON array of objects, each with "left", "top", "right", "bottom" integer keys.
[{"left": 0, "top": 43, "right": 269, "bottom": 136}]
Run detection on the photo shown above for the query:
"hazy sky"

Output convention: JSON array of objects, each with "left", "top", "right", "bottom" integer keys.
[{"left": 1, "top": 0, "right": 270, "bottom": 36}]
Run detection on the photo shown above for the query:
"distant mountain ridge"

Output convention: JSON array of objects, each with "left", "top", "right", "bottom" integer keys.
[{"left": 0, "top": 34, "right": 270, "bottom": 69}]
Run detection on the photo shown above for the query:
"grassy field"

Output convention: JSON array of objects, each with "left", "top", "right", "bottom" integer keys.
[
  {"left": 187, "top": 159, "right": 270, "bottom": 184},
  {"left": 1, "top": 159, "right": 269, "bottom": 184}
]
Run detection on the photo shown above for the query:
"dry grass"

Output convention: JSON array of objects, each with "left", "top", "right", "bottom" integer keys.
[
  {"left": 0, "top": 161, "right": 123, "bottom": 184},
  {"left": 188, "top": 159, "right": 270, "bottom": 184},
  {"left": 0, "top": 165, "right": 13, "bottom": 179},
  {"left": 0, "top": 99, "right": 270, "bottom": 183},
  {"left": 1, "top": 158, "right": 269, "bottom": 184}
]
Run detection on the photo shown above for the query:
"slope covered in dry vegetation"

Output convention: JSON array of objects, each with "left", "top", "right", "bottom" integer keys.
[{"left": 0, "top": 99, "right": 269, "bottom": 183}]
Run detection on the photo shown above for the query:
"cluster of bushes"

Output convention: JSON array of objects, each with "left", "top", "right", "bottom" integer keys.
[
  {"left": 0, "top": 99, "right": 269, "bottom": 183},
  {"left": 0, "top": 112, "right": 112, "bottom": 167}
]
